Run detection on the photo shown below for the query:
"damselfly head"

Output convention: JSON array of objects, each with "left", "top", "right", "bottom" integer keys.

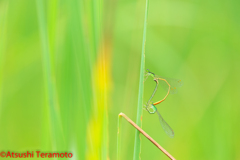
[
  {"left": 145, "top": 102, "right": 157, "bottom": 114},
  {"left": 146, "top": 69, "right": 155, "bottom": 78}
]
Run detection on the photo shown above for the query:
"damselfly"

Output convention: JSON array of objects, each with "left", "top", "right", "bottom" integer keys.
[{"left": 144, "top": 69, "right": 183, "bottom": 138}]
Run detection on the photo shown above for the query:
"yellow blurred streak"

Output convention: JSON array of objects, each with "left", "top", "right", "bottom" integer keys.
[
  {"left": 86, "top": 117, "right": 102, "bottom": 160},
  {"left": 95, "top": 44, "right": 112, "bottom": 92},
  {"left": 86, "top": 42, "right": 112, "bottom": 160}
]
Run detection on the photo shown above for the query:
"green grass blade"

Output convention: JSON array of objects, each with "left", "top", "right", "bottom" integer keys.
[
  {"left": 0, "top": 1, "right": 8, "bottom": 114},
  {"left": 117, "top": 113, "right": 122, "bottom": 160},
  {"left": 36, "top": 0, "right": 64, "bottom": 150},
  {"left": 133, "top": 0, "right": 149, "bottom": 159}
]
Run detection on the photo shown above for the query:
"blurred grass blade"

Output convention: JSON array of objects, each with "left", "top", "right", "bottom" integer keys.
[
  {"left": 133, "top": 0, "right": 149, "bottom": 159},
  {"left": 0, "top": 1, "right": 8, "bottom": 115},
  {"left": 68, "top": 0, "right": 94, "bottom": 158},
  {"left": 117, "top": 113, "right": 122, "bottom": 160},
  {"left": 36, "top": 0, "right": 64, "bottom": 150}
]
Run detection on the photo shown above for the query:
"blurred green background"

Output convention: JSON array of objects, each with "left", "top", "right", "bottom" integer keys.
[{"left": 0, "top": 0, "right": 240, "bottom": 159}]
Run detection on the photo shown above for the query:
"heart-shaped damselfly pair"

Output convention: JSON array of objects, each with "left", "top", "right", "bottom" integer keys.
[{"left": 144, "top": 69, "right": 183, "bottom": 138}]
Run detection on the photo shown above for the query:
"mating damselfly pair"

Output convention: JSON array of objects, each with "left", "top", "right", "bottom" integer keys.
[{"left": 144, "top": 69, "right": 183, "bottom": 138}]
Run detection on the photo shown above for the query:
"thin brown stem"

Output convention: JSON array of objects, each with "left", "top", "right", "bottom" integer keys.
[{"left": 119, "top": 112, "right": 176, "bottom": 160}]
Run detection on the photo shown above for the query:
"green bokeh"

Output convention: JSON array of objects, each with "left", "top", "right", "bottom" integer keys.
[{"left": 0, "top": 0, "right": 240, "bottom": 159}]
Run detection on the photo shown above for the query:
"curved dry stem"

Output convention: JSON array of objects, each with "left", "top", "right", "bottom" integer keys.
[{"left": 118, "top": 112, "right": 176, "bottom": 160}]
